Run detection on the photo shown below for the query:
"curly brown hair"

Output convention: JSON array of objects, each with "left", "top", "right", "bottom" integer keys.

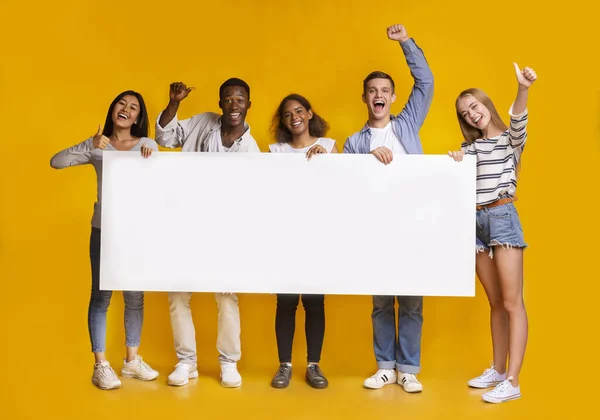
[{"left": 271, "top": 94, "right": 329, "bottom": 143}]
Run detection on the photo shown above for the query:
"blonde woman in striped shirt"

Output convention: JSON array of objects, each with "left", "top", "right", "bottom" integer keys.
[{"left": 449, "top": 63, "right": 537, "bottom": 404}]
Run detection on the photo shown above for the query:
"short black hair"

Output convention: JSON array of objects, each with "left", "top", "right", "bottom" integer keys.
[
  {"left": 219, "top": 78, "right": 250, "bottom": 100},
  {"left": 363, "top": 71, "right": 395, "bottom": 93}
]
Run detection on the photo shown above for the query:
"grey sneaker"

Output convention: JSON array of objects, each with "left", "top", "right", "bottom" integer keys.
[
  {"left": 271, "top": 364, "right": 292, "bottom": 388},
  {"left": 306, "top": 364, "right": 328, "bottom": 389}
]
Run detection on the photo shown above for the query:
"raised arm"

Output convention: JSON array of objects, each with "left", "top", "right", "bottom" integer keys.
[
  {"left": 512, "top": 63, "right": 536, "bottom": 115},
  {"left": 508, "top": 63, "right": 537, "bottom": 147},
  {"left": 155, "top": 82, "right": 195, "bottom": 148},
  {"left": 388, "top": 25, "right": 434, "bottom": 129}
]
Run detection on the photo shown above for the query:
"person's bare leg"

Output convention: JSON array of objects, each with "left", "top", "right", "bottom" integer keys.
[
  {"left": 494, "top": 247, "right": 527, "bottom": 386},
  {"left": 476, "top": 251, "right": 509, "bottom": 373}
]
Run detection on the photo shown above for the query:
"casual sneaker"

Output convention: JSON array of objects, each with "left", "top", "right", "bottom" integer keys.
[
  {"left": 92, "top": 361, "right": 121, "bottom": 390},
  {"left": 306, "top": 364, "right": 328, "bottom": 389},
  {"left": 271, "top": 363, "right": 292, "bottom": 389},
  {"left": 468, "top": 364, "right": 507, "bottom": 389},
  {"left": 121, "top": 355, "right": 159, "bottom": 381},
  {"left": 220, "top": 361, "right": 242, "bottom": 388},
  {"left": 363, "top": 369, "right": 397, "bottom": 389},
  {"left": 397, "top": 372, "right": 423, "bottom": 393},
  {"left": 482, "top": 377, "right": 521, "bottom": 403},
  {"left": 168, "top": 362, "right": 198, "bottom": 386}
]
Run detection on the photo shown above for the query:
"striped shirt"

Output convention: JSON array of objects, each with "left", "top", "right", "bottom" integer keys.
[{"left": 461, "top": 108, "right": 528, "bottom": 206}]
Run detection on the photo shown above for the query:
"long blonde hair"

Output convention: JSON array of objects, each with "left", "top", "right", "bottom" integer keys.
[
  {"left": 455, "top": 88, "right": 507, "bottom": 143},
  {"left": 456, "top": 88, "right": 522, "bottom": 177}
]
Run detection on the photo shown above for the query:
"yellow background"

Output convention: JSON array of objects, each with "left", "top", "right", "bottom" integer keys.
[{"left": 1, "top": 0, "right": 598, "bottom": 418}]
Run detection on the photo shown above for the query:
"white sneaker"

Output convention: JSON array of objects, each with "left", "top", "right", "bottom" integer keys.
[
  {"left": 168, "top": 362, "right": 198, "bottom": 386},
  {"left": 468, "top": 364, "right": 507, "bottom": 388},
  {"left": 397, "top": 372, "right": 423, "bottom": 393},
  {"left": 363, "top": 369, "right": 397, "bottom": 389},
  {"left": 121, "top": 355, "right": 159, "bottom": 381},
  {"left": 220, "top": 361, "right": 242, "bottom": 388},
  {"left": 92, "top": 361, "right": 121, "bottom": 390},
  {"left": 482, "top": 377, "right": 521, "bottom": 403}
]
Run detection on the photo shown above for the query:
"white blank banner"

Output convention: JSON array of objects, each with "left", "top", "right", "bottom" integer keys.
[{"left": 100, "top": 152, "right": 476, "bottom": 296}]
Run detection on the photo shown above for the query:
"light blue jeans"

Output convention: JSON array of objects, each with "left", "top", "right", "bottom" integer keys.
[
  {"left": 88, "top": 228, "right": 143, "bottom": 353},
  {"left": 372, "top": 295, "right": 423, "bottom": 374}
]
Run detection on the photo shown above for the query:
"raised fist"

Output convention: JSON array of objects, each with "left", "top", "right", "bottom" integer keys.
[{"left": 387, "top": 24, "right": 409, "bottom": 43}]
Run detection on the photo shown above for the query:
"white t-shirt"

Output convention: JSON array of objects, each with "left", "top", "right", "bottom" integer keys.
[
  {"left": 369, "top": 121, "right": 406, "bottom": 155},
  {"left": 269, "top": 137, "right": 336, "bottom": 153}
]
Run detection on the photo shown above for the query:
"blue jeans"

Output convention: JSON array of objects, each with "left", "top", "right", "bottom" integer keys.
[
  {"left": 372, "top": 295, "right": 423, "bottom": 374},
  {"left": 88, "top": 228, "right": 143, "bottom": 353}
]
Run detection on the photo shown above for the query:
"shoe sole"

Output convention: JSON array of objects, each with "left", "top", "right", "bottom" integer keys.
[
  {"left": 92, "top": 379, "right": 121, "bottom": 390},
  {"left": 468, "top": 380, "right": 504, "bottom": 389},
  {"left": 121, "top": 370, "right": 159, "bottom": 381},
  {"left": 306, "top": 377, "right": 328, "bottom": 389},
  {"left": 364, "top": 380, "right": 396, "bottom": 389},
  {"left": 482, "top": 393, "right": 522, "bottom": 403},
  {"left": 168, "top": 370, "right": 199, "bottom": 386},
  {"left": 271, "top": 381, "right": 290, "bottom": 389},
  {"left": 399, "top": 385, "right": 423, "bottom": 393},
  {"left": 221, "top": 379, "right": 242, "bottom": 388}
]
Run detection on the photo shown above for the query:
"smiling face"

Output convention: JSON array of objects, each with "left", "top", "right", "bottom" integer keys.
[
  {"left": 281, "top": 99, "right": 313, "bottom": 136},
  {"left": 111, "top": 95, "right": 140, "bottom": 129},
  {"left": 362, "top": 78, "right": 396, "bottom": 122},
  {"left": 456, "top": 95, "right": 492, "bottom": 131},
  {"left": 219, "top": 85, "right": 251, "bottom": 129}
]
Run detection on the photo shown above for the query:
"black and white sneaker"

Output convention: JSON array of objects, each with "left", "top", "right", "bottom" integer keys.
[
  {"left": 363, "top": 369, "right": 397, "bottom": 389},
  {"left": 397, "top": 372, "right": 423, "bottom": 393}
]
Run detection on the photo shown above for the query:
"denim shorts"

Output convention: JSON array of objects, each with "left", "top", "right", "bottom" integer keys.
[{"left": 476, "top": 202, "right": 527, "bottom": 256}]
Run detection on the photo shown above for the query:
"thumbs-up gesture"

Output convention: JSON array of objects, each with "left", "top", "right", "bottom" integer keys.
[
  {"left": 93, "top": 125, "right": 110, "bottom": 149},
  {"left": 514, "top": 63, "right": 537, "bottom": 89},
  {"left": 387, "top": 24, "right": 409, "bottom": 43},
  {"left": 169, "top": 82, "right": 194, "bottom": 103}
]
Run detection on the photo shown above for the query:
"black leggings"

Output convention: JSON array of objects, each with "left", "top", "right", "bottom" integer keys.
[{"left": 275, "top": 294, "right": 325, "bottom": 363}]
